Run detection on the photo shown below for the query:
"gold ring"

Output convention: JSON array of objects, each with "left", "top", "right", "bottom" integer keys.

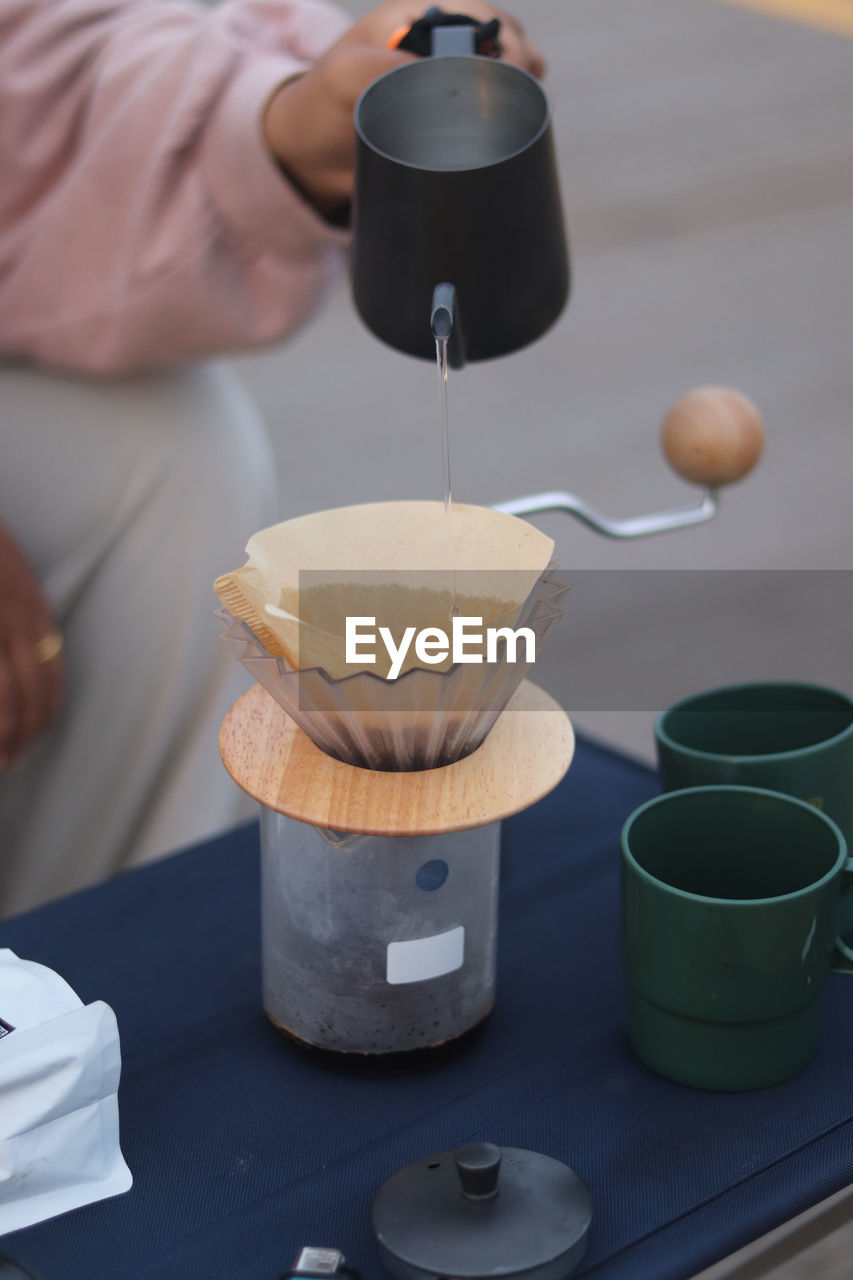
[{"left": 34, "top": 631, "right": 63, "bottom": 664}]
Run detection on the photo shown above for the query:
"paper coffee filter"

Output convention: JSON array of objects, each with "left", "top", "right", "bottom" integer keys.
[
  {"left": 215, "top": 501, "right": 554, "bottom": 679},
  {"left": 215, "top": 500, "right": 565, "bottom": 769},
  {"left": 214, "top": 564, "right": 289, "bottom": 659},
  {"left": 246, "top": 500, "right": 552, "bottom": 583}
]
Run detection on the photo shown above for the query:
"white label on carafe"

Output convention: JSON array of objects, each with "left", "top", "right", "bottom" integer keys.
[{"left": 386, "top": 926, "right": 465, "bottom": 985}]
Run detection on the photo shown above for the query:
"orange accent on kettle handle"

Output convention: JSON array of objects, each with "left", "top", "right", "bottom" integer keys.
[{"left": 387, "top": 24, "right": 411, "bottom": 49}]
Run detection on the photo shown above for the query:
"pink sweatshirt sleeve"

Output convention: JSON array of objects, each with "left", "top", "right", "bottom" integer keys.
[{"left": 0, "top": 0, "right": 352, "bottom": 374}]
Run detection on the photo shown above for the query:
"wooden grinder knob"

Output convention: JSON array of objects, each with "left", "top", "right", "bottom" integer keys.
[{"left": 661, "top": 386, "right": 764, "bottom": 487}]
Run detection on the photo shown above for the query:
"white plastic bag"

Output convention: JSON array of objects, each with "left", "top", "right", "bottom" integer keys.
[{"left": 0, "top": 949, "right": 132, "bottom": 1234}]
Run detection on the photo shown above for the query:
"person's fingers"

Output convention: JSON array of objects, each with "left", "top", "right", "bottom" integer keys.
[
  {"left": 488, "top": 10, "right": 546, "bottom": 77},
  {"left": 0, "top": 629, "right": 64, "bottom": 769},
  {"left": 0, "top": 522, "right": 64, "bottom": 768},
  {"left": 329, "top": 43, "right": 414, "bottom": 104},
  {"left": 42, "top": 648, "right": 65, "bottom": 732},
  {"left": 267, "top": 42, "right": 413, "bottom": 213},
  {"left": 432, "top": 2, "right": 546, "bottom": 76},
  {"left": 0, "top": 650, "right": 19, "bottom": 771},
  {"left": 349, "top": 3, "right": 545, "bottom": 77},
  {"left": 268, "top": 1, "right": 544, "bottom": 218},
  {"left": 7, "top": 632, "right": 47, "bottom": 762},
  {"left": 499, "top": 31, "right": 546, "bottom": 77},
  {"left": 6, "top": 637, "right": 40, "bottom": 757}
]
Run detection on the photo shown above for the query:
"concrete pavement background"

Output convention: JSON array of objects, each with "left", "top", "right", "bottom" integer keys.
[{"left": 234, "top": 0, "right": 853, "bottom": 762}]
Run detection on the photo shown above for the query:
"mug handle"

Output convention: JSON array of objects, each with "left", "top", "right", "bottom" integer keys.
[{"left": 830, "top": 857, "right": 853, "bottom": 975}]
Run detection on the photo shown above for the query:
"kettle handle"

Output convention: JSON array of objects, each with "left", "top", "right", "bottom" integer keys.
[
  {"left": 389, "top": 8, "right": 485, "bottom": 58},
  {"left": 431, "top": 21, "right": 476, "bottom": 57}
]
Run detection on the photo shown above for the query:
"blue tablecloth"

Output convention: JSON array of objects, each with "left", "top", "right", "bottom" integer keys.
[{"left": 3, "top": 737, "right": 853, "bottom": 1280}]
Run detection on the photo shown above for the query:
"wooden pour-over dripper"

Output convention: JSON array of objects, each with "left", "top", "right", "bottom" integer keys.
[{"left": 220, "top": 678, "right": 573, "bottom": 842}]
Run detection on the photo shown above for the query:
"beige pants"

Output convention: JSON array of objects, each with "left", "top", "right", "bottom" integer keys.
[{"left": 0, "top": 361, "right": 277, "bottom": 916}]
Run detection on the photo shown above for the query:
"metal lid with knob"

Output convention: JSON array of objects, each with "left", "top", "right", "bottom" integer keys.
[{"left": 371, "top": 1141, "right": 593, "bottom": 1280}]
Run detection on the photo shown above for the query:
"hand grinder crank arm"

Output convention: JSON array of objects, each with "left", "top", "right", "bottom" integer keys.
[
  {"left": 495, "top": 386, "right": 764, "bottom": 540},
  {"left": 494, "top": 487, "right": 717, "bottom": 540}
]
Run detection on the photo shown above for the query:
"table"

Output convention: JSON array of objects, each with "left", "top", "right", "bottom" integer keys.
[{"left": 3, "top": 736, "right": 853, "bottom": 1280}]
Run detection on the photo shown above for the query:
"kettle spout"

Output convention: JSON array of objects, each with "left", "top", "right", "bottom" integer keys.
[{"left": 430, "top": 283, "right": 466, "bottom": 369}]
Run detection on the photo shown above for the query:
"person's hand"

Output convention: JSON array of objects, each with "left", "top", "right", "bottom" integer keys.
[
  {"left": 0, "top": 523, "right": 64, "bottom": 770},
  {"left": 335, "top": 1, "right": 545, "bottom": 75},
  {"left": 264, "top": 2, "right": 545, "bottom": 219}
]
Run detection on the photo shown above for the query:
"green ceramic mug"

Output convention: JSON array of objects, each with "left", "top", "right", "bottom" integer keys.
[
  {"left": 655, "top": 682, "right": 853, "bottom": 846},
  {"left": 621, "top": 786, "right": 853, "bottom": 1090}
]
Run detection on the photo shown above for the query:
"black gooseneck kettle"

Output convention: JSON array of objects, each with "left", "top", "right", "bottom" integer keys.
[{"left": 351, "top": 11, "right": 570, "bottom": 368}]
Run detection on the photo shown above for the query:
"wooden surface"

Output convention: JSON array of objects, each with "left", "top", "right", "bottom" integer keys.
[{"left": 219, "top": 679, "right": 574, "bottom": 836}]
